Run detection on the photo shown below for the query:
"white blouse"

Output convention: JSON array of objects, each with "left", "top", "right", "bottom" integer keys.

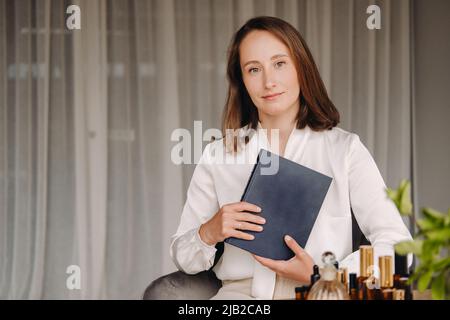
[{"left": 170, "top": 123, "right": 413, "bottom": 299}]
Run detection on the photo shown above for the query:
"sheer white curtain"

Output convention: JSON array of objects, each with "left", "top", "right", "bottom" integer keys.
[
  {"left": 104, "top": 0, "right": 184, "bottom": 299},
  {"left": 0, "top": 0, "right": 77, "bottom": 299},
  {"left": 0, "top": 0, "right": 412, "bottom": 299}
]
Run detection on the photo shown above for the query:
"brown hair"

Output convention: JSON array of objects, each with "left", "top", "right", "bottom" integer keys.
[{"left": 222, "top": 16, "right": 339, "bottom": 150}]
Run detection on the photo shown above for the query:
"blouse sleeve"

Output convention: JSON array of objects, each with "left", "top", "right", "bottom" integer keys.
[
  {"left": 339, "top": 134, "right": 413, "bottom": 275},
  {"left": 169, "top": 143, "right": 220, "bottom": 274}
]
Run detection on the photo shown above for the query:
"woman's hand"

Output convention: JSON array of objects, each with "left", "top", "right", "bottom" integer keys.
[
  {"left": 253, "top": 235, "right": 314, "bottom": 284},
  {"left": 199, "top": 201, "right": 266, "bottom": 246}
]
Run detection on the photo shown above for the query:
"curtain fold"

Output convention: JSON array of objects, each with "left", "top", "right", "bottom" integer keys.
[
  {"left": 0, "top": 0, "right": 7, "bottom": 298},
  {"left": 0, "top": 0, "right": 413, "bottom": 299},
  {"left": 28, "top": 0, "right": 51, "bottom": 299},
  {"left": 72, "top": 0, "right": 108, "bottom": 299}
]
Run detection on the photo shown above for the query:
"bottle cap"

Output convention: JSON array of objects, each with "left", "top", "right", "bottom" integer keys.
[
  {"left": 359, "top": 245, "right": 374, "bottom": 277},
  {"left": 321, "top": 252, "right": 338, "bottom": 281},
  {"left": 349, "top": 273, "right": 357, "bottom": 289},
  {"left": 395, "top": 253, "right": 409, "bottom": 276},
  {"left": 310, "top": 265, "right": 321, "bottom": 285},
  {"left": 313, "top": 265, "right": 320, "bottom": 274},
  {"left": 379, "top": 256, "right": 393, "bottom": 288}
]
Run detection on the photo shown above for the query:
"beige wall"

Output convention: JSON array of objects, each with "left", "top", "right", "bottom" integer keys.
[{"left": 414, "top": 0, "right": 450, "bottom": 214}]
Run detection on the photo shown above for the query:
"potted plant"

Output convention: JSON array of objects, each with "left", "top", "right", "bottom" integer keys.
[{"left": 387, "top": 180, "right": 450, "bottom": 300}]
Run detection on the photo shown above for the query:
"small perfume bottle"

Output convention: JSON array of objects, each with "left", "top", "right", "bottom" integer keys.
[
  {"left": 393, "top": 289, "right": 406, "bottom": 300},
  {"left": 348, "top": 273, "right": 359, "bottom": 300},
  {"left": 337, "top": 267, "right": 348, "bottom": 292},
  {"left": 394, "top": 253, "right": 413, "bottom": 300},
  {"left": 295, "top": 286, "right": 309, "bottom": 300},
  {"left": 380, "top": 256, "right": 394, "bottom": 300},
  {"left": 358, "top": 245, "right": 374, "bottom": 300},
  {"left": 310, "top": 264, "right": 321, "bottom": 286},
  {"left": 307, "top": 252, "right": 350, "bottom": 300}
]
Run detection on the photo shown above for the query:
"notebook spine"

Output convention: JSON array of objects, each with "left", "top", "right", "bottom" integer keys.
[{"left": 240, "top": 153, "right": 261, "bottom": 202}]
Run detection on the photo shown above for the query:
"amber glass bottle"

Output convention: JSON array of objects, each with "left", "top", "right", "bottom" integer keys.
[
  {"left": 394, "top": 253, "right": 413, "bottom": 300},
  {"left": 393, "top": 289, "right": 405, "bottom": 300},
  {"left": 348, "top": 273, "right": 358, "bottom": 300},
  {"left": 357, "top": 245, "right": 374, "bottom": 300},
  {"left": 379, "top": 256, "right": 394, "bottom": 300}
]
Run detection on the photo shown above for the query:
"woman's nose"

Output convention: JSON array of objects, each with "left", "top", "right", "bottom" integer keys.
[{"left": 264, "top": 70, "right": 277, "bottom": 88}]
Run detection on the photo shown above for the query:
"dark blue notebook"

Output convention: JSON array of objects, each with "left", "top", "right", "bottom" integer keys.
[{"left": 224, "top": 149, "right": 332, "bottom": 260}]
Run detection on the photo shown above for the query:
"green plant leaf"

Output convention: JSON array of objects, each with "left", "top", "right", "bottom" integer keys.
[
  {"left": 422, "top": 207, "right": 446, "bottom": 222},
  {"left": 386, "top": 188, "right": 400, "bottom": 209},
  {"left": 416, "top": 218, "right": 439, "bottom": 232},
  {"left": 395, "top": 240, "right": 423, "bottom": 255},
  {"left": 426, "top": 228, "right": 450, "bottom": 242},
  {"left": 421, "top": 240, "right": 440, "bottom": 263},
  {"left": 409, "top": 267, "right": 423, "bottom": 282},
  {"left": 389, "top": 181, "right": 449, "bottom": 297},
  {"left": 432, "top": 257, "right": 450, "bottom": 271},
  {"left": 398, "top": 180, "right": 412, "bottom": 215},
  {"left": 444, "top": 212, "right": 450, "bottom": 226},
  {"left": 418, "top": 270, "right": 433, "bottom": 292},
  {"left": 431, "top": 272, "right": 445, "bottom": 300},
  {"left": 386, "top": 188, "right": 397, "bottom": 201}
]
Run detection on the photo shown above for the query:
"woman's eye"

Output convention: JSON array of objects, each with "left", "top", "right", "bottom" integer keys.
[
  {"left": 248, "top": 67, "right": 259, "bottom": 74},
  {"left": 275, "top": 61, "right": 286, "bottom": 68}
]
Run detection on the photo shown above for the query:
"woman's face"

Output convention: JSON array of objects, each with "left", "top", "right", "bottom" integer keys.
[{"left": 239, "top": 30, "right": 300, "bottom": 118}]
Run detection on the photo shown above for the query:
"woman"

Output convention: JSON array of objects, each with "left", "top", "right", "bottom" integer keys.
[{"left": 170, "top": 16, "right": 412, "bottom": 300}]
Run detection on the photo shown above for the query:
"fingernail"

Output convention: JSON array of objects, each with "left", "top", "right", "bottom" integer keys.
[
  {"left": 285, "top": 235, "right": 292, "bottom": 241},
  {"left": 257, "top": 207, "right": 262, "bottom": 212}
]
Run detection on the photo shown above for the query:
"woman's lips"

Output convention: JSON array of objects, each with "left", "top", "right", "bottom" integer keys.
[{"left": 262, "top": 92, "right": 284, "bottom": 100}]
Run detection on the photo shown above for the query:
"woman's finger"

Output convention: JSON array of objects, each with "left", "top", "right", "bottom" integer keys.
[
  {"left": 230, "top": 230, "right": 255, "bottom": 241},
  {"left": 284, "top": 235, "right": 305, "bottom": 257},
  {"left": 235, "top": 211, "right": 266, "bottom": 225},
  {"left": 230, "top": 201, "right": 262, "bottom": 213},
  {"left": 253, "top": 255, "right": 283, "bottom": 273},
  {"left": 234, "top": 221, "right": 263, "bottom": 232}
]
